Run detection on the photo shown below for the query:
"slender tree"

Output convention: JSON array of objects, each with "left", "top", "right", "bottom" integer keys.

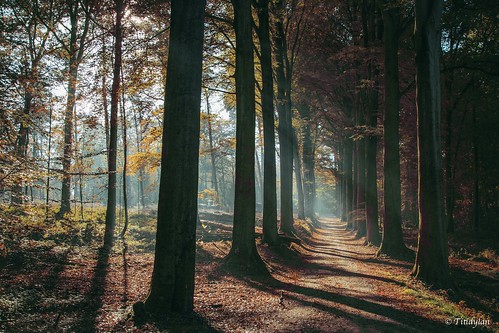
[
  {"left": 56, "top": 0, "right": 92, "bottom": 218},
  {"left": 412, "top": 0, "right": 450, "bottom": 286},
  {"left": 138, "top": 0, "right": 206, "bottom": 314},
  {"left": 255, "top": 0, "right": 278, "bottom": 245},
  {"left": 273, "top": 0, "right": 294, "bottom": 233},
  {"left": 224, "top": 0, "right": 267, "bottom": 272},
  {"left": 299, "top": 104, "right": 316, "bottom": 219},
  {"left": 104, "top": 0, "right": 125, "bottom": 248},
  {"left": 205, "top": 92, "right": 220, "bottom": 202},
  {"left": 293, "top": 129, "right": 306, "bottom": 219}
]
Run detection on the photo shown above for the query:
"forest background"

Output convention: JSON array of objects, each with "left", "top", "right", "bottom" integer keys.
[{"left": 0, "top": 0, "right": 498, "bottom": 332}]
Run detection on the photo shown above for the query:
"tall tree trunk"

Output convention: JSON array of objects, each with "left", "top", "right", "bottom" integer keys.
[
  {"left": 139, "top": 0, "right": 206, "bottom": 315},
  {"left": 104, "top": 0, "right": 124, "bottom": 248},
  {"left": 299, "top": 104, "right": 316, "bottom": 219},
  {"left": 58, "top": 46, "right": 77, "bottom": 218},
  {"left": 471, "top": 105, "right": 480, "bottom": 231},
  {"left": 293, "top": 129, "right": 305, "bottom": 220},
  {"left": 444, "top": 76, "right": 455, "bottom": 233},
  {"left": 45, "top": 107, "right": 53, "bottom": 216},
  {"left": 121, "top": 75, "right": 129, "bottom": 239},
  {"left": 344, "top": 139, "right": 354, "bottom": 229},
  {"left": 355, "top": 105, "right": 367, "bottom": 238},
  {"left": 255, "top": 0, "right": 278, "bottom": 245},
  {"left": 273, "top": 0, "right": 294, "bottom": 234},
  {"left": 377, "top": 3, "right": 408, "bottom": 257},
  {"left": 412, "top": 0, "right": 449, "bottom": 287},
  {"left": 11, "top": 91, "right": 32, "bottom": 205},
  {"left": 365, "top": 66, "right": 381, "bottom": 245},
  {"left": 101, "top": 35, "right": 110, "bottom": 154},
  {"left": 351, "top": 136, "right": 358, "bottom": 230},
  {"left": 205, "top": 93, "right": 219, "bottom": 202},
  {"left": 57, "top": 2, "right": 91, "bottom": 218},
  {"left": 133, "top": 108, "right": 146, "bottom": 210},
  {"left": 224, "top": 0, "right": 266, "bottom": 272}
]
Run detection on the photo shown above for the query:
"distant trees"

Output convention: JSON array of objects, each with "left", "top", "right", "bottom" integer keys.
[{"left": 1, "top": 0, "right": 498, "bottom": 298}]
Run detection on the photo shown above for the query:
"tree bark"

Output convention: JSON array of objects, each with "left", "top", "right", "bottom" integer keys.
[
  {"left": 472, "top": 105, "right": 480, "bottom": 231},
  {"left": 120, "top": 74, "right": 129, "bottom": 239},
  {"left": 57, "top": 2, "right": 91, "bottom": 218},
  {"left": 11, "top": 90, "right": 32, "bottom": 205},
  {"left": 141, "top": 0, "right": 206, "bottom": 315},
  {"left": 273, "top": 0, "right": 294, "bottom": 234},
  {"left": 377, "top": 3, "right": 408, "bottom": 257},
  {"left": 104, "top": 0, "right": 125, "bottom": 248},
  {"left": 225, "top": 0, "right": 267, "bottom": 273},
  {"left": 344, "top": 139, "right": 354, "bottom": 229},
  {"left": 365, "top": 66, "right": 381, "bottom": 245},
  {"left": 412, "top": 0, "right": 450, "bottom": 287},
  {"left": 205, "top": 93, "right": 219, "bottom": 202},
  {"left": 299, "top": 104, "right": 316, "bottom": 219},
  {"left": 355, "top": 106, "right": 366, "bottom": 238},
  {"left": 255, "top": 0, "right": 278, "bottom": 245},
  {"left": 293, "top": 129, "right": 305, "bottom": 220}
]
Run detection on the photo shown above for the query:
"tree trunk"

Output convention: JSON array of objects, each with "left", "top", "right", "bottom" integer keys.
[
  {"left": 351, "top": 137, "right": 358, "bottom": 230},
  {"left": 412, "top": 0, "right": 450, "bottom": 287},
  {"left": 140, "top": 0, "right": 206, "bottom": 315},
  {"left": 444, "top": 76, "right": 455, "bottom": 233},
  {"left": 11, "top": 91, "right": 32, "bottom": 205},
  {"left": 58, "top": 48, "right": 77, "bottom": 218},
  {"left": 293, "top": 129, "right": 305, "bottom": 220},
  {"left": 255, "top": 0, "right": 278, "bottom": 245},
  {"left": 365, "top": 66, "right": 381, "bottom": 245},
  {"left": 299, "top": 105, "right": 316, "bottom": 220},
  {"left": 273, "top": 0, "right": 294, "bottom": 234},
  {"left": 344, "top": 139, "right": 354, "bottom": 229},
  {"left": 355, "top": 106, "right": 366, "bottom": 239},
  {"left": 45, "top": 107, "right": 53, "bottom": 216},
  {"left": 57, "top": 2, "right": 90, "bottom": 219},
  {"left": 104, "top": 0, "right": 125, "bottom": 248},
  {"left": 121, "top": 75, "right": 129, "bottom": 239},
  {"left": 205, "top": 93, "right": 219, "bottom": 202},
  {"left": 224, "top": 0, "right": 266, "bottom": 273},
  {"left": 377, "top": 3, "right": 408, "bottom": 257},
  {"left": 133, "top": 108, "right": 146, "bottom": 211},
  {"left": 472, "top": 105, "right": 480, "bottom": 230}
]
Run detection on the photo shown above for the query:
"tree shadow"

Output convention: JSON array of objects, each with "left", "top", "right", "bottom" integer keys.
[
  {"left": 300, "top": 243, "right": 414, "bottom": 270},
  {"left": 451, "top": 266, "right": 499, "bottom": 322},
  {"left": 0, "top": 242, "right": 80, "bottom": 332},
  {"left": 143, "top": 312, "right": 220, "bottom": 333},
  {"left": 242, "top": 274, "right": 467, "bottom": 332},
  {"left": 300, "top": 260, "right": 406, "bottom": 286},
  {"left": 72, "top": 246, "right": 111, "bottom": 333},
  {"left": 121, "top": 240, "right": 129, "bottom": 305}
]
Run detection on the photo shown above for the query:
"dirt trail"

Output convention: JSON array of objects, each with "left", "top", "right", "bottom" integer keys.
[{"left": 195, "top": 217, "right": 473, "bottom": 332}]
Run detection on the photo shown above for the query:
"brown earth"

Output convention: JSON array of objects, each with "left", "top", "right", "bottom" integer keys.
[{"left": 0, "top": 217, "right": 497, "bottom": 332}]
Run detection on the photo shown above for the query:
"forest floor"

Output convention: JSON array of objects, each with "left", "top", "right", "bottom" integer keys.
[{"left": 0, "top": 208, "right": 498, "bottom": 332}]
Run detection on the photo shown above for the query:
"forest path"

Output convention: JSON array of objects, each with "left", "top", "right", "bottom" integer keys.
[
  {"left": 195, "top": 217, "right": 470, "bottom": 332},
  {"left": 261, "top": 217, "right": 428, "bottom": 332}
]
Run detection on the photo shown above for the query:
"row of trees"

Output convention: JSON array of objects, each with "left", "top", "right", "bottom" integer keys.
[{"left": 2, "top": 0, "right": 497, "bottom": 319}]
